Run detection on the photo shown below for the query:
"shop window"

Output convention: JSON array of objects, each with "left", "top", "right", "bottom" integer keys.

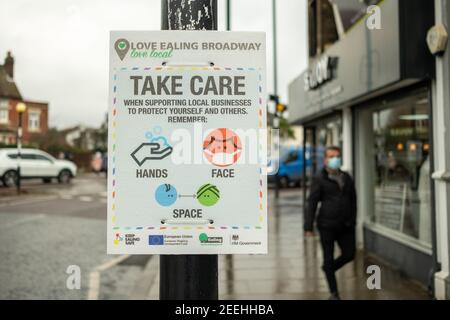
[
  {"left": 357, "top": 91, "right": 432, "bottom": 246},
  {"left": 308, "top": 0, "right": 339, "bottom": 57}
]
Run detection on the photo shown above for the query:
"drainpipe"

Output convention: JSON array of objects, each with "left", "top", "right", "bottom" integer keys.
[{"left": 432, "top": 0, "right": 450, "bottom": 300}]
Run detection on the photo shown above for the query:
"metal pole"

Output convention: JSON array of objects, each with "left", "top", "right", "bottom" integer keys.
[
  {"left": 160, "top": 0, "right": 218, "bottom": 300},
  {"left": 272, "top": 0, "right": 278, "bottom": 95},
  {"left": 271, "top": 0, "right": 280, "bottom": 199},
  {"left": 273, "top": 111, "right": 280, "bottom": 199},
  {"left": 226, "top": 0, "right": 231, "bottom": 31},
  {"left": 17, "top": 112, "right": 22, "bottom": 195}
]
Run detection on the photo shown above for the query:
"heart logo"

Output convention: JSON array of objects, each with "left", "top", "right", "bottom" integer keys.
[{"left": 114, "top": 38, "right": 130, "bottom": 61}]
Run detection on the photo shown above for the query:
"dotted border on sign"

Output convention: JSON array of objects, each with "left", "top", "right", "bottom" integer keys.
[
  {"left": 111, "top": 71, "right": 118, "bottom": 226},
  {"left": 110, "top": 67, "right": 266, "bottom": 231}
]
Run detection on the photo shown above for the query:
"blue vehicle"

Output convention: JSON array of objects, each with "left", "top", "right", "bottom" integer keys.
[{"left": 269, "top": 146, "right": 313, "bottom": 188}]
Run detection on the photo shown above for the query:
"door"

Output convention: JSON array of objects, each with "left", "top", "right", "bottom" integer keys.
[
  {"left": 33, "top": 154, "right": 58, "bottom": 177},
  {"left": 19, "top": 153, "right": 39, "bottom": 177}
]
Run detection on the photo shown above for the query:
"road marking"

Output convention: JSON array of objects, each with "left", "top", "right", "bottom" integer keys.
[
  {"left": 79, "top": 196, "right": 93, "bottom": 202},
  {"left": 60, "top": 195, "right": 74, "bottom": 200},
  {"left": 87, "top": 254, "right": 130, "bottom": 300},
  {"left": 87, "top": 272, "right": 100, "bottom": 301},
  {"left": 0, "top": 214, "right": 46, "bottom": 230},
  {"left": 0, "top": 195, "right": 58, "bottom": 208}
]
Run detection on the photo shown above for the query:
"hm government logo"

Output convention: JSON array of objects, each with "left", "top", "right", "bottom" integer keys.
[
  {"left": 199, "top": 233, "right": 223, "bottom": 245},
  {"left": 230, "top": 234, "right": 239, "bottom": 245}
]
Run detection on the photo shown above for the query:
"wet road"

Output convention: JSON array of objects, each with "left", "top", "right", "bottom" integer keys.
[{"left": 0, "top": 174, "right": 148, "bottom": 300}]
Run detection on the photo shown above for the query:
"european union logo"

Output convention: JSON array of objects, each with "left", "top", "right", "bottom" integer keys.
[{"left": 149, "top": 235, "right": 164, "bottom": 246}]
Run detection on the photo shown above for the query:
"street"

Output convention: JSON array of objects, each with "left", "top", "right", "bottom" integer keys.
[
  {"left": 0, "top": 174, "right": 149, "bottom": 300},
  {"left": 0, "top": 174, "right": 430, "bottom": 300}
]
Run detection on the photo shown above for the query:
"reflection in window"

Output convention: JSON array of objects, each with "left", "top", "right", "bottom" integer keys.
[
  {"left": 304, "top": 115, "right": 342, "bottom": 199},
  {"left": 371, "top": 93, "right": 431, "bottom": 245}
]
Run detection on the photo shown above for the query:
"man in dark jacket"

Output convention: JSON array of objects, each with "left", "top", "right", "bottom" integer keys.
[{"left": 304, "top": 146, "right": 357, "bottom": 300}]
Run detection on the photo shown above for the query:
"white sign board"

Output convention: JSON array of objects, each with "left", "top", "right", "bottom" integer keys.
[{"left": 107, "top": 31, "right": 267, "bottom": 254}]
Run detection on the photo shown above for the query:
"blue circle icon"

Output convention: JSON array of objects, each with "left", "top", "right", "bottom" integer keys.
[{"left": 155, "top": 184, "right": 178, "bottom": 207}]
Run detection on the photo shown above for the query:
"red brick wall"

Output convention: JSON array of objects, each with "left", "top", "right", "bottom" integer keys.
[{"left": 1, "top": 98, "right": 49, "bottom": 145}]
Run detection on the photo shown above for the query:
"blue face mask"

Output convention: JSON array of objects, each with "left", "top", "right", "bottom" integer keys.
[{"left": 327, "top": 157, "right": 342, "bottom": 170}]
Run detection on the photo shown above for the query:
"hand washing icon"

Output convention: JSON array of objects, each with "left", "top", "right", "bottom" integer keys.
[{"left": 130, "top": 127, "right": 173, "bottom": 166}]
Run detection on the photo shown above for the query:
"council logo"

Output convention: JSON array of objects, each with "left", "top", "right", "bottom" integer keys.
[{"left": 199, "top": 233, "right": 223, "bottom": 245}]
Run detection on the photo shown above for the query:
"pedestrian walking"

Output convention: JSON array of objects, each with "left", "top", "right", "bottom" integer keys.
[
  {"left": 304, "top": 146, "right": 357, "bottom": 300},
  {"left": 91, "top": 151, "right": 102, "bottom": 174}
]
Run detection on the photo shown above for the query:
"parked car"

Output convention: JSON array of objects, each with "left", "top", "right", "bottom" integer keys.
[
  {"left": 0, "top": 148, "right": 77, "bottom": 187},
  {"left": 268, "top": 146, "right": 312, "bottom": 188}
]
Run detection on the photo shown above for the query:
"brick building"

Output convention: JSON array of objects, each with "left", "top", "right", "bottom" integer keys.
[{"left": 0, "top": 51, "right": 48, "bottom": 145}]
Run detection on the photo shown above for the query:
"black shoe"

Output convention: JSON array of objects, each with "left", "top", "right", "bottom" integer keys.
[{"left": 328, "top": 293, "right": 341, "bottom": 300}]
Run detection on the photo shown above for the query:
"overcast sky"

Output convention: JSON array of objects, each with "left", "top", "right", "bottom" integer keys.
[{"left": 0, "top": 0, "right": 308, "bottom": 129}]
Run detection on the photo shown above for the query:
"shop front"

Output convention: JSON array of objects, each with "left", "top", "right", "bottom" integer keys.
[{"left": 289, "top": 0, "right": 436, "bottom": 288}]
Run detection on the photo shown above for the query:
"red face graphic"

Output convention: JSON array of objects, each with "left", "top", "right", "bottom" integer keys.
[{"left": 203, "top": 128, "right": 242, "bottom": 167}]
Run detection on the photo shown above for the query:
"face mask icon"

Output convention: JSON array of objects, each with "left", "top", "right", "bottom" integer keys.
[
  {"left": 203, "top": 128, "right": 242, "bottom": 167},
  {"left": 204, "top": 149, "right": 241, "bottom": 167}
]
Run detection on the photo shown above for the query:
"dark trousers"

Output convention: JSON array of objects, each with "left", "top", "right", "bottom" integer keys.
[{"left": 319, "top": 226, "right": 356, "bottom": 294}]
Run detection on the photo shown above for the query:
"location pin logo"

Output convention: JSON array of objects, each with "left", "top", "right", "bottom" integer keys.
[{"left": 114, "top": 38, "right": 130, "bottom": 61}]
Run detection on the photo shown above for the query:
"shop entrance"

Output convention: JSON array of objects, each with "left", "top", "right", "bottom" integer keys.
[{"left": 302, "top": 113, "right": 343, "bottom": 209}]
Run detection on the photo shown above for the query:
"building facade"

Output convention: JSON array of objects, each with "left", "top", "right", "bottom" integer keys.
[
  {"left": 289, "top": 0, "right": 450, "bottom": 298},
  {"left": 0, "top": 51, "right": 49, "bottom": 146}
]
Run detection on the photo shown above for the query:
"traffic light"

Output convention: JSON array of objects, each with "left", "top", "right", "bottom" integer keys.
[
  {"left": 268, "top": 94, "right": 288, "bottom": 116},
  {"left": 276, "top": 103, "right": 287, "bottom": 114},
  {"left": 269, "top": 94, "right": 279, "bottom": 103}
]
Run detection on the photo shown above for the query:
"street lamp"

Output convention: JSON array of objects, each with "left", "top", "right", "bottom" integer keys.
[{"left": 16, "top": 102, "right": 26, "bottom": 195}]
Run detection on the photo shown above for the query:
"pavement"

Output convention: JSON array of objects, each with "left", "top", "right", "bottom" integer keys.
[
  {"left": 0, "top": 175, "right": 430, "bottom": 300},
  {"left": 144, "top": 190, "right": 431, "bottom": 300}
]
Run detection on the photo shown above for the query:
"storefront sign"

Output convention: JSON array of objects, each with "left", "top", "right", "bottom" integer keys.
[
  {"left": 107, "top": 31, "right": 267, "bottom": 254},
  {"left": 304, "top": 55, "right": 337, "bottom": 91},
  {"left": 289, "top": 0, "right": 434, "bottom": 124}
]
